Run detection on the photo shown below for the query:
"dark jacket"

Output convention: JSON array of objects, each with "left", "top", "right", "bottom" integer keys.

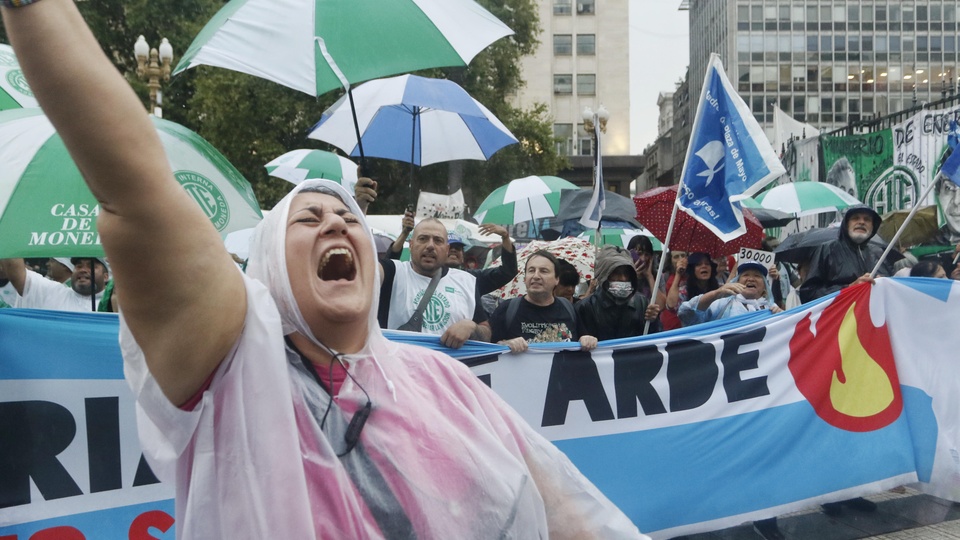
[
  {"left": 471, "top": 246, "right": 518, "bottom": 296},
  {"left": 798, "top": 205, "right": 893, "bottom": 302},
  {"left": 575, "top": 246, "right": 656, "bottom": 340}
]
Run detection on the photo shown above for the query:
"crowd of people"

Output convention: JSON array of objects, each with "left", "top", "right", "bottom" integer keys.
[{"left": 3, "top": 3, "right": 958, "bottom": 540}]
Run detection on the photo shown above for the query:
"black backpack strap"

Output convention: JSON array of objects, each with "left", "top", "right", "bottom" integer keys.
[{"left": 504, "top": 297, "right": 522, "bottom": 330}]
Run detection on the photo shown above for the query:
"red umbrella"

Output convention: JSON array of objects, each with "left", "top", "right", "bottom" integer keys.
[{"left": 633, "top": 185, "right": 764, "bottom": 257}]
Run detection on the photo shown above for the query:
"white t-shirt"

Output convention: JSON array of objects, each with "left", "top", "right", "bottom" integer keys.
[
  {"left": 0, "top": 281, "right": 18, "bottom": 308},
  {"left": 18, "top": 270, "right": 102, "bottom": 312},
  {"left": 386, "top": 262, "right": 479, "bottom": 335}
]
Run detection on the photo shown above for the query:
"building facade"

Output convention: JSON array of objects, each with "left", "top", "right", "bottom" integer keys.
[
  {"left": 511, "top": 0, "right": 642, "bottom": 195},
  {"left": 686, "top": 1, "right": 960, "bottom": 135}
]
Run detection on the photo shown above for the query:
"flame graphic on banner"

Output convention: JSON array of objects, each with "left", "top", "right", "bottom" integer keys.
[{"left": 788, "top": 284, "right": 902, "bottom": 432}]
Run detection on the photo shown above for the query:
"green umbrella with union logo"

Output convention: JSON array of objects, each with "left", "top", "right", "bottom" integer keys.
[
  {"left": 0, "top": 44, "right": 39, "bottom": 111},
  {"left": 0, "top": 108, "right": 262, "bottom": 258}
]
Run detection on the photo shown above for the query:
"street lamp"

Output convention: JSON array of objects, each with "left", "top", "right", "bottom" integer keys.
[
  {"left": 134, "top": 35, "right": 174, "bottom": 117},
  {"left": 582, "top": 104, "right": 609, "bottom": 169}
]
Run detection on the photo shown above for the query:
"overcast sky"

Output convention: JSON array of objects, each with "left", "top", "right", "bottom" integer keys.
[{"left": 629, "top": 3, "right": 690, "bottom": 154}]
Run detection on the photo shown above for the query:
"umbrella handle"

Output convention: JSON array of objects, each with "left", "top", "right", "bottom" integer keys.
[{"left": 347, "top": 88, "right": 367, "bottom": 175}]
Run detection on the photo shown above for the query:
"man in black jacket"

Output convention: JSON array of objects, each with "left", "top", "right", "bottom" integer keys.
[{"left": 798, "top": 204, "right": 893, "bottom": 303}]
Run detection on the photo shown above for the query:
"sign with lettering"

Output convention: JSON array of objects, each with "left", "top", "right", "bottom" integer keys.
[
  {"left": 4, "top": 277, "right": 960, "bottom": 538},
  {"left": 737, "top": 247, "right": 775, "bottom": 269}
]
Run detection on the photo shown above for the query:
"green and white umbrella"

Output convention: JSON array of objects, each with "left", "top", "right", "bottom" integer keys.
[
  {"left": 755, "top": 182, "right": 860, "bottom": 217},
  {"left": 265, "top": 149, "right": 358, "bottom": 192},
  {"left": 174, "top": 0, "right": 513, "bottom": 98},
  {"left": 0, "top": 108, "right": 262, "bottom": 258},
  {"left": 578, "top": 228, "right": 663, "bottom": 251},
  {"left": 0, "top": 44, "right": 38, "bottom": 111},
  {"left": 473, "top": 175, "right": 578, "bottom": 225}
]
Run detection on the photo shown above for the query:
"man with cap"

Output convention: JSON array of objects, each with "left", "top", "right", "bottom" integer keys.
[
  {"left": 0, "top": 256, "right": 108, "bottom": 312},
  {"left": 377, "top": 217, "right": 491, "bottom": 348},
  {"left": 47, "top": 257, "right": 74, "bottom": 283},
  {"left": 798, "top": 204, "right": 893, "bottom": 303},
  {"left": 677, "top": 260, "right": 781, "bottom": 326}
]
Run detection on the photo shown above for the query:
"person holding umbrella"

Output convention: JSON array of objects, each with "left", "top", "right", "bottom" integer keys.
[{"left": 0, "top": 2, "right": 647, "bottom": 538}]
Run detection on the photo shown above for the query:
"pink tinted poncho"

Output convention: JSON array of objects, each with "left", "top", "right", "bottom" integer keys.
[{"left": 120, "top": 180, "right": 647, "bottom": 539}]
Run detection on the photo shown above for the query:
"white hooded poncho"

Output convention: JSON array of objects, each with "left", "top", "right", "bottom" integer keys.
[{"left": 121, "top": 179, "right": 647, "bottom": 539}]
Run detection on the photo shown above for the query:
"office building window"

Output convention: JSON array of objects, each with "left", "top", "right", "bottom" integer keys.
[
  {"left": 554, "top": 34, "right": 572, "bottom": 56},
  {"left": 576, "top": 0, "right": 595, "bottom": 15},
  {"left": 577, "top": 124, "right": 593, "bottom": 155},
  {"left": 554, "top": 0, "right": 571, "bottom": 16},
  {"left": 554, "top": 74, "right": 573, "bottom": 94},
  {"left": 577, "top": 34, "right": 596, "bottom": 56},
  {"left": 577, "top": 74, "right": 596, "bottom": 95},
  {"left": 554, "top": 124, "right": 574, "bottom": 156}
]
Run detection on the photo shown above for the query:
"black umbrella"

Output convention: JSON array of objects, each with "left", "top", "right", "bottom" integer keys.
[
  {"left": 555, "top": 189, "right": 642, "bottom": 228},
  {"left": 774, "top": 227, "right": 904, "bottom": 265},
  {"left": 749, "top": 207, "right": 797, "bottom": 228}
]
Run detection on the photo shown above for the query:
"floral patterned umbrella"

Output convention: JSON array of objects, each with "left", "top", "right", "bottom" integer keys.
[{"left": 492, "top": 236, "right": 594, "bottom": 299}]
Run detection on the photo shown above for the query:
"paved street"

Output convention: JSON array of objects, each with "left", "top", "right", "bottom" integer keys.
[{"left": 684, "top": 488, "right": 960, "bottom": 539}]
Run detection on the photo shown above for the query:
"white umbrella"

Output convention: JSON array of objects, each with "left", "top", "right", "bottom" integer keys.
[
  {"left": 0, "top": 44, "right": 38, "bottom": 111},
  {"left": 756, "top": 182, "right": 860, "bottom": 217}
]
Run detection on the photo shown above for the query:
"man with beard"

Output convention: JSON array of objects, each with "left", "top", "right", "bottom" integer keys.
[
  {"left": 377, "top": 218, "right": 491, "bottom": 348},
  {"left": 377, "top": 199, "right": 519, "bottom": 296},
  {"left": 798, "top": 204, "right": 893, "bottom": 303},
  {"left": 0, "top": 256, "right": 107, "bottom": 311}
]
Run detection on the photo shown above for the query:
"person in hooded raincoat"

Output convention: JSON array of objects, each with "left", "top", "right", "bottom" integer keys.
[
  {"left": 798, "top": 204, "right": 893, "bottom": 303},
  {"left": 575, "top": 245, "right": 661, "bottom": 340},
  {"left": 1, "top": 2, "right": 649, "bottom": 538}
]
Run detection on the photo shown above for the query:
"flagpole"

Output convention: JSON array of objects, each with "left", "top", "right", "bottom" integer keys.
[
  {"left": 643, "top": 181, "right": 684, "bottom": 335},
  {"left": 870, "top": 180, "right": 938, "bottom": 278}
]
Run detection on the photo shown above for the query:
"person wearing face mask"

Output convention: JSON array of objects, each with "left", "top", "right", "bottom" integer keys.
[{"left": 576, "top": 246, "right": 662, "bottom": 340}]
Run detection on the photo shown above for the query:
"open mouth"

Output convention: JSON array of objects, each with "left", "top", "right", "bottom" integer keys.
[{"left": 318, "top": 248, "right": 357, "bottom": 281}]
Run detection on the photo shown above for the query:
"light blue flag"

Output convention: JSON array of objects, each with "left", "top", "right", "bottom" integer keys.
[
  {"left": 579, "top": 113, "right": 606, "bottom": 229},
  {"left": 678, "top": 54, "right": 785, "bottom": 242}
]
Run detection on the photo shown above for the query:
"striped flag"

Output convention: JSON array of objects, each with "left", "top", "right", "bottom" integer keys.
[{"left": 579, "top": 116, "right": 606, "bottom": 228}]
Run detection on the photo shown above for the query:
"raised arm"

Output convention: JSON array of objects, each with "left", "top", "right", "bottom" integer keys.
[
  {"left": 2, "top": 1, "right": 245, "bottom": 405},
  {"left": 0, "top": 258, "right": 26, "bottom": 295}
]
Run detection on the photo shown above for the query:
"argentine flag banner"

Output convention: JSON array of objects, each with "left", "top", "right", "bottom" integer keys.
[
  {"left": 679, "top": 53, "right": 785, "bottom": 242},
  {"left": 3, "top": 278, "right": 960, "bottom": 538}
]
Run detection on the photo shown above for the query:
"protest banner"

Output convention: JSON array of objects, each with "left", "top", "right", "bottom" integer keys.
[
  {"left": 820, "top": 130, "right": 895, "bottom": 207},
  {"left": 3, "top": 277, "right": 960, "bottom": 538},
  {"left": 891, "top": 104, "right": 960, "bottom": 211}
]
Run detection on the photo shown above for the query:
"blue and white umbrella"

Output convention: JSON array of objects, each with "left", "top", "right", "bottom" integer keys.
[{"left": 307, "top": 74, "right": 518, "bottom": 167}]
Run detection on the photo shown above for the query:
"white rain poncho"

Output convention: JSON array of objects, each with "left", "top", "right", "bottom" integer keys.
[{"left": 121, "top": 179, "right": 647, "bottom": 539}]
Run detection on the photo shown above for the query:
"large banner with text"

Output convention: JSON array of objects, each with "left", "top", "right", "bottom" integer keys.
[{"left": 3, "top": 278, "right": 960, "bottom": 538}]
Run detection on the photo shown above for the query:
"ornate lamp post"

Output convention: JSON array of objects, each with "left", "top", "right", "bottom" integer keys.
[
  {"left": 134, "top": 35, "right": 174, "bottom": 117},
  {"left": 582, "top": 104, "right": 609, "bottom": 156},
  {"left": 581, "top": 104, "right": 609, "bottom": 179}
]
